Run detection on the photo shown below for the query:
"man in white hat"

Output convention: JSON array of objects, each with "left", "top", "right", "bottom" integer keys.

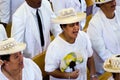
[
  {"left": 0, "top": 38, "right": 42, "bottom": 80},
  {"left": 87, "top": 0, "right": 120, "bottom": 79},
  {"left": 45, "top": 8, "right": 98, "bottom": 80}
]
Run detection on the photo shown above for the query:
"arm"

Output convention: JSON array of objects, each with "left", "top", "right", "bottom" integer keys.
[
  {"left": 87, "top": 56, "right": 98, "bottom": 80},
  {"left": 47, "top": 69, "right": 79, "bottom": 79},
  {"left": 11, "top": 13, "right": 25, "bottom": 42},
  {"left": 0, "top": 0, "right": 10, "bottom": 24},
  {"left": 0, "top": 24, "right": 7, "bottom": 40}
]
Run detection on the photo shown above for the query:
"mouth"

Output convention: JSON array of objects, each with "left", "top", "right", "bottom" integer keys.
[
  {"left": 19, "top": 61, "right": 24, "bottom": 68},
  {"left": 73, "top": 31, "right": 78, "bottom": 35}
]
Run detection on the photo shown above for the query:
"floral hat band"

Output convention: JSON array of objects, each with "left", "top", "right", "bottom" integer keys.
[
  {"left": 52, "top": 8, "right": 86, "bottom": 24},
  {"left": 0, "top": 38, "right": 26, "bottom": 55}
]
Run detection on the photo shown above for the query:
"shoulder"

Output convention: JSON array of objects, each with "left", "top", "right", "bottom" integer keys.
[{"left": 13, "top": 2, "right": 30, "bottom": 17}]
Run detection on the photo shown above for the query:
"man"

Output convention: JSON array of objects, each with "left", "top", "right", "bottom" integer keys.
[{"left": 11, "top": 0, "right": 61, "bottom": 58}]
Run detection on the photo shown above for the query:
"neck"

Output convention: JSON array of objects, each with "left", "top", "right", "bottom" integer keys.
[
  {"left": 2, "top": 66, "right": 22, "bottom": 80},
  {"left": 60, "top": 32, "right": 75, "bottom": 43},
  {"left": 101, "top": 7, "right": 115, "bottom": 19}
]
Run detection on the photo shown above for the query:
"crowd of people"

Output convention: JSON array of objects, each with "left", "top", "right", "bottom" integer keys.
[{"left": 0, "top": 0, "right": 120, "bottom": 80}]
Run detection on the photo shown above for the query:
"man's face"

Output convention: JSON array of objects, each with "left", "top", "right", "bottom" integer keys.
[{"left": 26, "top": 0, "right": 42, "bottom": 8}]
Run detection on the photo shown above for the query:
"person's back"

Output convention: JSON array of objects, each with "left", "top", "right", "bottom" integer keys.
[{"left": 11, "top": 0, "right": 61, "bottom": 58}]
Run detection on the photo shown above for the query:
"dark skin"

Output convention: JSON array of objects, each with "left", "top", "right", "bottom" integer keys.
[
  {"left": 25, "top": 0, "right": 42, "bottom": 8},
  {"left": 99, "top": 0, "right": 116, "bottom": 19}
]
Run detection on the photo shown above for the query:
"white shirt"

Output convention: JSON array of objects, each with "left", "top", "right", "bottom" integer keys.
[
  {"left": 0, "top": 24, "right": 7, "bottom": 41},
  {"left": 45, "top": 31, "right": 93, "bottom": 80},
  {"left": 11, "top": 0, "right": 61, "bottom": 58},
  {"left": 0, "top": 0, "right": 10, "bottom": 23},
  {"left": 87, "top": 6, "right": 120, "bottom": 74},
  {"left": 0, "top": 58, "right": 42, "bottom": 80}
]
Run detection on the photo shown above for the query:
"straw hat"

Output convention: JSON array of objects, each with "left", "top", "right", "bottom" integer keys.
[
  {"left": 60, "top": 52, "right": 83, "bottom": 72},
  {"left": 103, "top": 54, "right": 120, "bottom": 73},
  {"left": 0, "top": 38, "right": 26, "bottom": 55},
  {"left": 94, "top": 0, "right": 112, "bottom": 4},
  {"left": 52, "top": 8, "right": 86, "bottom": 24}
]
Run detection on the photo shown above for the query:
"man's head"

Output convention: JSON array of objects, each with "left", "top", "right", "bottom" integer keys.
[{"left": 25, "top": 0, "right": 42, "bottom": 8}]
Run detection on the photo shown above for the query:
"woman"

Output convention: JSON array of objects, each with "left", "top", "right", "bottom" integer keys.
[
  {"left": 45, "top": 8, "right": 98, "bottom": 80},
  {"left": 0, "top": 38, "right": 42, "bottom": 80},
  {"left": 87, "top": 0, "right": 120, "bottom": 79}
]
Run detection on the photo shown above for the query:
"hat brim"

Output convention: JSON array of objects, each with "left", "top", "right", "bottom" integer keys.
[
  {"left": 95, "top": 0, "right": 112, "bottom": 4},
  {"left": 52, "top": 13, "right": 86, "bottom": 24},
  {"left": 103, "top": 62, "right": 120, "bottom": 73},
  {"left": 103, "top": 55, "right": 120, "bottom": 73},
  {"left": 0, "top": 43, "right": 26, "bottom": 55}
]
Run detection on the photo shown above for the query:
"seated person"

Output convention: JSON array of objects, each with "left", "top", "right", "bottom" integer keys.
[
  {"left": 45, "top": 8, "right": 98, "bottom": 80},
  {"left": 87, "top": 0, "right": 120, "bottom": 79},
  {"left": 0, "top": 38, "right": 42, "bottom": 80}
]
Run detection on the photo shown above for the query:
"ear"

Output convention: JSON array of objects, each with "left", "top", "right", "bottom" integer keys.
[
  {"left": 3, "top": 60, "right": 9, "bottom": 66},
  {"left": 0, "top": 60, "right": 4, "bottom": 65}
]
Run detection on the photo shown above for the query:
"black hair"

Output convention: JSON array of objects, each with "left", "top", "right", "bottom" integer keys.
[
  {"left": 96, "top": 4, "right": 100, "bottom": 7},
  {"left": 60, "top": 24, "right": 67, "bottom": 29},
  {"left": 0, "top": 54, "right": 10, "bottom": 61}
]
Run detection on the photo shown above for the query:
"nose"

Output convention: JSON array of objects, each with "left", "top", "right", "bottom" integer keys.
[
  {"left": 18, "top": 52, "right": 23, "bottom": 60},
  {"left": 111, "top": 0, "right": 116, "bottom": 5},
  {"left": 74, "top": 23, "right": 80, "bottom": 30}
]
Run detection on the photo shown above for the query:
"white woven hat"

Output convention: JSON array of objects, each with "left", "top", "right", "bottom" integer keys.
[
  {"left": 52, "top": 8, "right": 86, "bottom": 24},
  {"left": 0, "top": 38, "right": 26, "bottom": 55},
  {"left": 94, "top": 0, "right": 112, "bottom": 4}
]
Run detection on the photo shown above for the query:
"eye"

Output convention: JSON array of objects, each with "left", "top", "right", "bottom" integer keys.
[{"left": 14, "top": 55, "right": 19, "bottom": 59}]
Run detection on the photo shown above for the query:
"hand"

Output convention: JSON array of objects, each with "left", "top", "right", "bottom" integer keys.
[
  {"left": 91, "top": 77, "right": 99, "bottom": 80},
  {"left": 69, "top": 69, "right": 79, "bottom": 79}
]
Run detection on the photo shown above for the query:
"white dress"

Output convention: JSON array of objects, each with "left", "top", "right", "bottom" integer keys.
[{"left": 45, "top": 31, "right": 93, "bottom": 80}]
